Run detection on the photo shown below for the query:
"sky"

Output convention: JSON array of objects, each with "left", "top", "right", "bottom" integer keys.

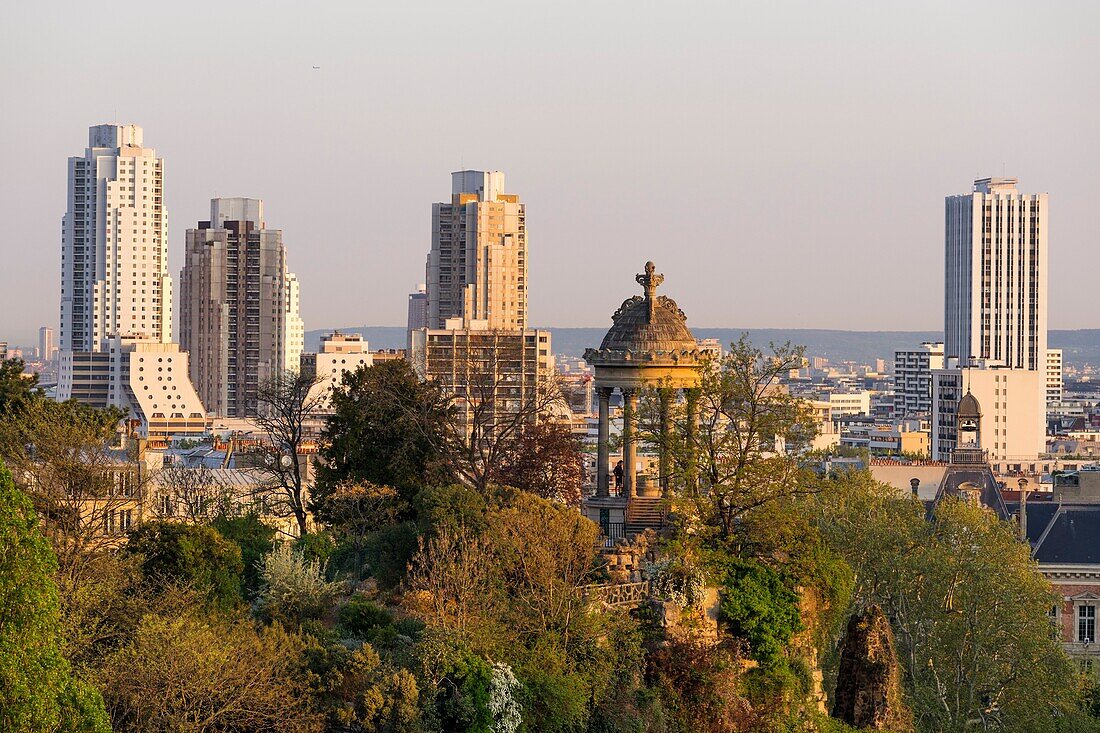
[{"left": 2, "top": 1, "right": 1098, "bottom": 345}]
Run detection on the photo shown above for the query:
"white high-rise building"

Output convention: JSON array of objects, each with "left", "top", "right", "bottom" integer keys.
[
  {"left": 944, "top": 177, "right": 1047, "bottom": 370},
  {"left": 934, "top": 176, "right": 1049, "bottom": 460},
  {"left": 60, "top": 124, "right": 172, "bottom": 353},
  {"left": 38, "top": 327, "right": 56, "bottom": 362},
  {"left": 58, "top": 124, "right": 208, "bottom": 436},
  {"left": 426, "top": 171, "right": 527, "bottom": 330}
]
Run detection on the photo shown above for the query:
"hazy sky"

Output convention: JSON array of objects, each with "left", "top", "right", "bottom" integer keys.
[{"left": 2, "top": 1, "right": 1098, "bottom": 344}]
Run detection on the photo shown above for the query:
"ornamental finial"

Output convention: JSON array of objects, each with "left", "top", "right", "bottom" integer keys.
[{"left": 636, "top": 261, "right": 664, "bottom": 323}]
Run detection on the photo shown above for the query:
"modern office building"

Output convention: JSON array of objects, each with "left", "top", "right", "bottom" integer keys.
[
  {"left": 60, "top": 124, "right": 172, "bottom": 353},
  {"left": 407, "top": 283, "right": 428, "bottom": 333},
  {"left": 39, "top": 327, "right": 56, "bottom": 362},
  {"left": 944, "top": 177, "right": 1047, "bottom": 370},
  {"left": 894, "top": 342, "right": 944, "bottom": 417},
  {"left": 179, "top": 198, "right": 303, "bottom": 417},
  {"left": 57, "top": 337, "right": 209, "bottom": 441},
  {"left": 425, "top": 171, "right": 527, "bottom": 330},
  {"left": 1046, "top": 348, "right": 1064, "bottom": 405}
]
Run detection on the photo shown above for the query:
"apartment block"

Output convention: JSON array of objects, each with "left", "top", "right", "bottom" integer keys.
[{"left": 894, "top": 342, "right": 944, "bottom": 417}]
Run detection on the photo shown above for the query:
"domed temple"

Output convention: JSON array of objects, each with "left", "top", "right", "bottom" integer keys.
[{"left": 582, "top": 262, "right": 702, "bottom": 538}]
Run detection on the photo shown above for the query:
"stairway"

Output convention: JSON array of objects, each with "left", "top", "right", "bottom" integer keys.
[{"left": 625, "top": 496, "right": 667, "bottom": 537}]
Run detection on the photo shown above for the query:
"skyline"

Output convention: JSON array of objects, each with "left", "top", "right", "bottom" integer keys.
[{"left": 3, "top": 2, "right": 1100, "bottom": 344}]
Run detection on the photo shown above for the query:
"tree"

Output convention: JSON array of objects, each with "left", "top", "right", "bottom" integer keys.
[
  {"left": 98, "top": 611, "right": 323, "bottom": 733},
  {"left": 815, "top": 471, "right": 1093, "bottom": 731},
  {"left": 431, "top": 333, "right": 568, "bottom": 495},
  {"left": 491, "top": 422, "right": 583, "bottom": 505},
  {"left": 124, "top": 520, "right": 244, "bottom": 613},
  {"left": 0, "top": 396, "right": 135, "bottom": 580},
  {"left": 311, "top": 480, "right": 408, "bottom": 580},
  {"left": 317, "top": 359, "right": 454, "bottom": 501},
  {"left": 153, "top": 462, "right": 233, "bottom": 522},
  {"left": 213, "top": 513, "right": 278, "bottom": 600},
  {"left": 253, "top": 369, "right": 326, "bottom": 536},
  {"left": 651, "top": 336, "right": 819, "bottom": 545},
  {"left": 0, "top": 462, "right": 111, "bottom": 733},
  {"left": 0, "top": 357, "right": 40, "bottom": 414}
]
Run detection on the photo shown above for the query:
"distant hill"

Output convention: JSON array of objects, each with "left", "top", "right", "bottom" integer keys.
[{"left": 306, "top": 327, "right": 1100, "bottom": 369}]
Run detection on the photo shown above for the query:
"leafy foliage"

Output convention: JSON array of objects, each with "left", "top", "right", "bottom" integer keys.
[
  {"left": 716, "top": 557, "right": 803, "bottom": 668},
  {"left": 0, "top": 462, "right": 111, "bottom": 733},
  {"left": 125, "top": 520, "right": 244, "bottom": 613},
  {"left": 253, "top": 543, "right": 343, "bottom": 626}
]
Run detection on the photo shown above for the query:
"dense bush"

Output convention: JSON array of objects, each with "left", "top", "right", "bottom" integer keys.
[
  {"left": 253, "top": 543, "right": 342, "bottom": 626},
  {"left": 125, "top": 521, "right": 244, "bottom": 613},
  {"left": 716, "top": 557, "right": 803, "bottom": 668}
]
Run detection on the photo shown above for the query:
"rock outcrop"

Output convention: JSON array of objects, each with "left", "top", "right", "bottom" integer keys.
[{"left": 831, "top": 605, "right": 913, "bottom": 731}]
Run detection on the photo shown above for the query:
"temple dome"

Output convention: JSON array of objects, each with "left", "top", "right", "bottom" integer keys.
[{"left": 597, "top": 261, "right": 696, "bottom": 354}]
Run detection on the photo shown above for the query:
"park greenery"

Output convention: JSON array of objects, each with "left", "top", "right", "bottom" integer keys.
[{"left": 1, "top": 344, "right": 1099, "bottom": 732}]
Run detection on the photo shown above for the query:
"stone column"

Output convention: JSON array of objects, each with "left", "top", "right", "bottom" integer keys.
[
  {"left": 622, "top": 388, "right": 638, "bottom": 498},
  {"left": 596, "top": 386, "right": 612, "bottom": 497},
  {"left": 658, "top": 388, "right": 673, "bottom": 494}
]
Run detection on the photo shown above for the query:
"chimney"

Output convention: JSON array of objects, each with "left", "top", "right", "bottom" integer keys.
[{"left": 910, "top": 477, "right": 920, "bottom": 497}]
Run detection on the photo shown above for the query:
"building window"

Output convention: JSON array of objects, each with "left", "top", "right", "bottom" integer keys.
[{"left": 1078, "top": 604, "right": 1096, "bottom": 643}]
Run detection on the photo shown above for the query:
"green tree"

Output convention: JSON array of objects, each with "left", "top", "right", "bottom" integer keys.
[
  {"left": 253, "top": 543, "right": 343, "bottom": 627},
  {"left": 816, "top": 471, "right": 1094, "bottom": 731},
  {"left": 213, "top": 512, "right": 277, "bottom": 600},
  {"left": 124, "top": 521, "right": 244, "bottom": 613},
  {"left": 317, "top": 359, "right": 455, "bottom": 502},
  {"left": 0, "top": 357, "right": 40, "bottom": 414},
  {"left": 0, "top": 462, "right": 111, "bottom": 733},
  {"left": 649, "top": 336, "right": 819, "bottom": 546},
  {"left": 715, "top": 557, "right": 803, "bottom": 668}
]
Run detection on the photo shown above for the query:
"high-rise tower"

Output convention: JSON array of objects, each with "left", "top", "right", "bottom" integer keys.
[
  {"left": 179, "top": 198, "right": 303, "bottom": 417},
  {"left": 425, "top": 171, "right": 527, "bottom": 329},
  {"left": 60, "top": 124, "right": 172, "bottom": 352},
  {"left": 944, "top": 177, "right": 1047, "bottom": 370}
]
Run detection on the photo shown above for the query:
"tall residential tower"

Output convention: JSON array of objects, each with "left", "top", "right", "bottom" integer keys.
[
  {"left": 57, "top": 124, "right": 207, "bottom": 438},
  {"left": 60, "top": 124, "right": 172, "bottom": 352},
  {"left": 425, "top": 171, "right": 527, "bottom": 330},
  {"left": 179, "top": 198, "right": 303, "bottom": 417}
]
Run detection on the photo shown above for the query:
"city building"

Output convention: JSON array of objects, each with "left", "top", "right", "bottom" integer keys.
[
  {"left": 300, "top": 331, "right": 373, "bottom": 409},
  {"left": 894, "top": 342, "right": 944, "bottom": 417},
  {"left": 425, "top": 171, "right": 527, "bottom": 330},
  {"left": 58, "top": 337, "right": 209, "bottom": 442},
  {"left": 39, "top": 327, "right": 56, "bottom": 362},
  {"left": 945, "top": 177, "right": 1047, "bottom": 371},
  {"left": 1047, "top": 348, "right": 1064, "bottom": 404},
  {"left": 57, "top": 124, "right": 207, "bottom": 435},
  {"left": 60, "top": 124, "right": 172, "bottom": 354},
  {"left": 930, "top": 362, "right": 1044, "bottom": 461},
  {"left": 407, "top": 283, "right": 427, "bottom": 333},
  {"left": 408, "top": 324, "right": 552, "bottom": 435},
  {"left": 179, "top": 198, "right": 303, "bottom": 417}
]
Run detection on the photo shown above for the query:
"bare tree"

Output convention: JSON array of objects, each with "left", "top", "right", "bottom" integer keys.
[
  {"left": 429, "top": 331, "right": 567, "bottom": 495},
  {"left": 152, "top": 462, "right": 234, "bottom": 522},
  {"left": 252, "top": 370, "right": 325, "bottom": 536}
]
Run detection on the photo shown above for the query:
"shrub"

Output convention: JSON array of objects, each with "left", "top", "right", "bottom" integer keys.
[
  {"left": 339, "top": 596, "right": 394, "bottom": 638},
  {"left": 717, "top": 558, "right": 802, "bottom": 668},
  {"left": 254, "top": 543, "right": 342, "bottom": 626}
]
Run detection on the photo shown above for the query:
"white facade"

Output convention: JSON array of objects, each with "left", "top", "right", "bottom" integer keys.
[
  {"left": 827, "top": 391, "right": 871, "bottom": 419},
  {"left": 944, "top": 177, "right": 1047, "bottom": 371},
  {"left": 300, "top": 332, "right": 373, "bottom": 410},
  {"left": 39, "top": 327, "right": 56, "bottom": 362},
  {"left": 407, "top": 283, "right": 428, "bottom": 333},
  {"left": 426, "top": 170, "right": 527, "bottom": 330},
  {"left": 894, "top": 342, "right": 944, "bottom": 416},
  {"left": 930, "top": 364, "right": 1044, "bottom": 461},
  {"left": 1046, "top": 348, "right": 1064, "bottom": 404},
  {"left": 284, "top": 272, "right": 304, "bottom": 375},
  {"left": 58, "top": 336, "right": 209, "bottom": 440},
  {"left": 60, "top": 124, "right": 171, "bottom": 353}
]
